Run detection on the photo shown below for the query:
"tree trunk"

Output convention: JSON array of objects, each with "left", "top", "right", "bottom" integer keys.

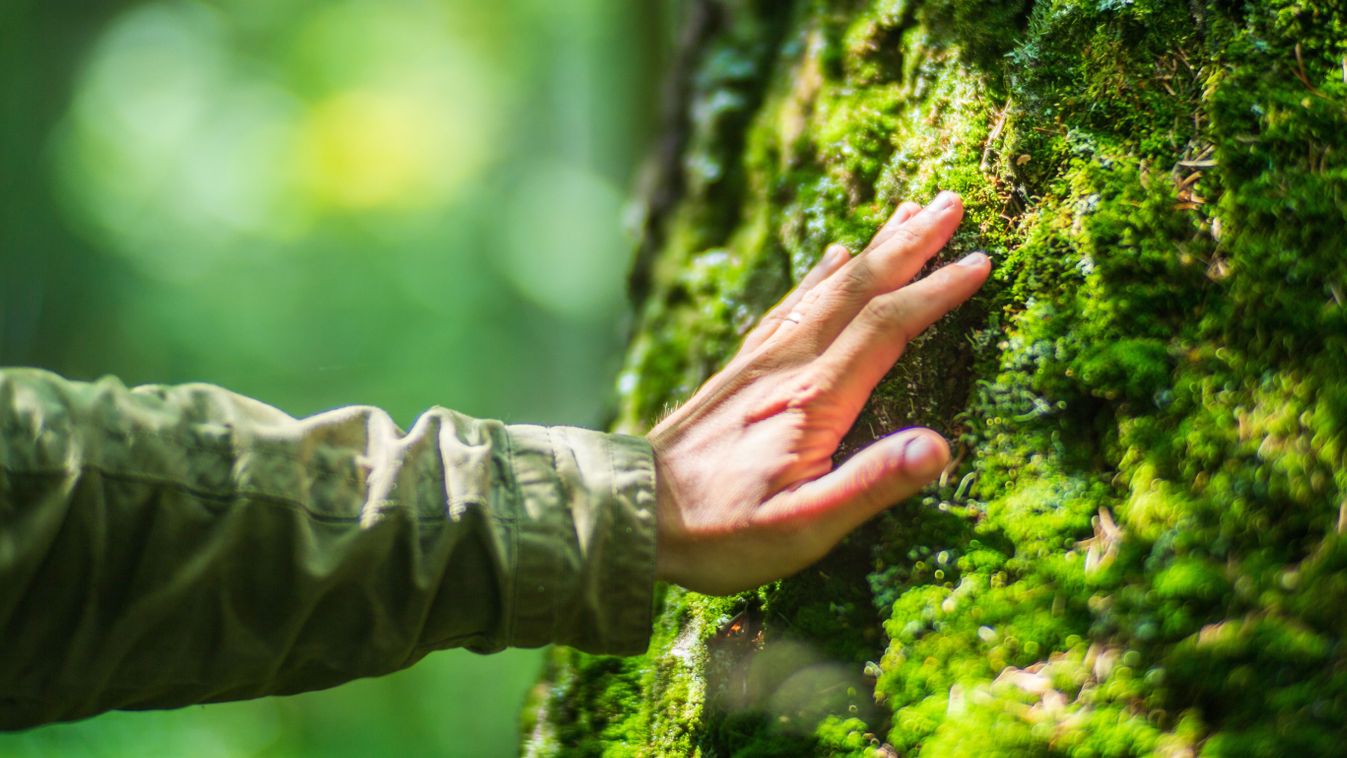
[{"left": 525, "top": 0, "right": 1347, "bottom": 754}]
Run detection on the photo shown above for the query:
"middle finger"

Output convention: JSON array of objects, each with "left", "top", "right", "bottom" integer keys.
[{"left": 771, "top": 191, "right": 966, "bottom": 357}]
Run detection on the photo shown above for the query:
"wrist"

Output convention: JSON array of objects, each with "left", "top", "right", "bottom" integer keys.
[{"left": 649, "top": 437, "right": 687, "bottom": 586}]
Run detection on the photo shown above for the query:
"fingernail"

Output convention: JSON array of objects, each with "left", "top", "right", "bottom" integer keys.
[
  {"left": 902, "top": 435, "right": 944, "bottom": 476},
  {"left": 932, "top": 191, "right": 958, "bottom": 212},
  {"left": 957, "top": 251, "right": 988, "bottom": 267},
  {"left": 825, "top": 244, "right": 849, "bottom": 265}
]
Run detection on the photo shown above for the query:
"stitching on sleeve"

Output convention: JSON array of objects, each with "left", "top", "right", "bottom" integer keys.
[
  {"left": 545, "top": 427, "right": 566, "bottom": 642},
  {"left": 602, "top": 436, "right": 621, "bottom": 648},
  {"left": 502, "top": 424, "right": 520, "bottom": 647}
]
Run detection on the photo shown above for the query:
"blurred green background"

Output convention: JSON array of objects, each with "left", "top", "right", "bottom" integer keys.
[{"left": 0, "top": 0, "right": 671, "bottom": 754}]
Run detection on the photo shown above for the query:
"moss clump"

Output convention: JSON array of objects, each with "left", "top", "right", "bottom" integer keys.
[{"left": 527, "top": 0, "right": 1347, "bottom": 754}]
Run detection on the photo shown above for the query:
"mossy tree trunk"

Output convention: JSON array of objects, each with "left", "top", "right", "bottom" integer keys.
[{"left": 525, "top": 1, "right": 1347, "bottom": 754}]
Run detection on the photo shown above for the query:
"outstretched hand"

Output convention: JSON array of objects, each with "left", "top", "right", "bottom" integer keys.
[{"left": 648, "top": 191, "right": 989, "bottom": 594}]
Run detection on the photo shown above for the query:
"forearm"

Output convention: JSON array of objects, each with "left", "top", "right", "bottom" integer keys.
[{"left": 0, "top": 369, "right": 655, "bottom": 728}]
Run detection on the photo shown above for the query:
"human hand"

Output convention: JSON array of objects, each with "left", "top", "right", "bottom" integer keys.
[{"left": 648, "top": 191, "right": 989, "bottom": 595}]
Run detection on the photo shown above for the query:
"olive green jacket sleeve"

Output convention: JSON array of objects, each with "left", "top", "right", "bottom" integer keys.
[{"left": 0, "top": 368, "right": 658, "bottom": 729}]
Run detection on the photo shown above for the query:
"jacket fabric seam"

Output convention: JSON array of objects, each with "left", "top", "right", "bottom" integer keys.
[
  {"left": 0, "top": 423, "right": 369, "bottom": 486},
  {"left": 501, "top": 425, "right": 520, "bottom": 648},
  {"left": 0, "top": 464, "right": 448, "bottom": 525},
  {"left": 545, "top": 427, "right": 566, "bottom": 644}
]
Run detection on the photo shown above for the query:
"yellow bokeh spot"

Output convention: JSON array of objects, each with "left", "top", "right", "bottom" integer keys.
[{"left": 295, "top": 90, "right": 473, "bottom": 210}]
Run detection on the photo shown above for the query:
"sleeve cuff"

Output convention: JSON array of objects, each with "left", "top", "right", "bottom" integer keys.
[{"left": 501, "top": 423, "right": 658, "bottom": 655}]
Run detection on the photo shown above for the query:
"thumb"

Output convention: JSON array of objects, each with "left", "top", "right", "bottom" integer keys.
[{"left": 764, "top": 428, "right": 949, "bottom": 545}]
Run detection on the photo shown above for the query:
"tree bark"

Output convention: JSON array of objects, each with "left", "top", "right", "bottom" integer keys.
[{"left": 527, "top": 0, "right": 1347, "bottom": 754}]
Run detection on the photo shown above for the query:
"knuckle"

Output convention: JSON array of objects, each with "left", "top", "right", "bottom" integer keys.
[
  {"left": 796, "top": 285, "right": 826, "bottom": 313},
  {"left": 862, "top": 292, "right": 906, "bottom": 324},
  {"left": 862, "top": 295, "right": 915, "bottom": 344},
  {"left": 852, "top": 467, "right": 889, "bottom": 511},
  {"left": 839, "top": 260, "right": 876, "bottom": 296},
  {"left": 784, "top": 373, "right": 832, "bottom": 413},
  {"left": 886, "top": 222, "right": 929, "bottom": 253}
]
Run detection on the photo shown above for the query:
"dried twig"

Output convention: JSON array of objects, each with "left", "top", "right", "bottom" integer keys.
[
  {"left": 980, "top": 97, "right": 1013, "bottom": 173},
  {"left": 1294, "top": 43, "right": 1322, "bottom": 94}
]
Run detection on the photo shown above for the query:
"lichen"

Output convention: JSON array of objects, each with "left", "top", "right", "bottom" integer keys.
[{"left": 527, "top": 0, "right": 1347, "bottom": 754}]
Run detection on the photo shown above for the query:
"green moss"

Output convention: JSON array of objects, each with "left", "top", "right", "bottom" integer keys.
[{"left": 528, "top": 0, "right": 1347, "bottom": 754}]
